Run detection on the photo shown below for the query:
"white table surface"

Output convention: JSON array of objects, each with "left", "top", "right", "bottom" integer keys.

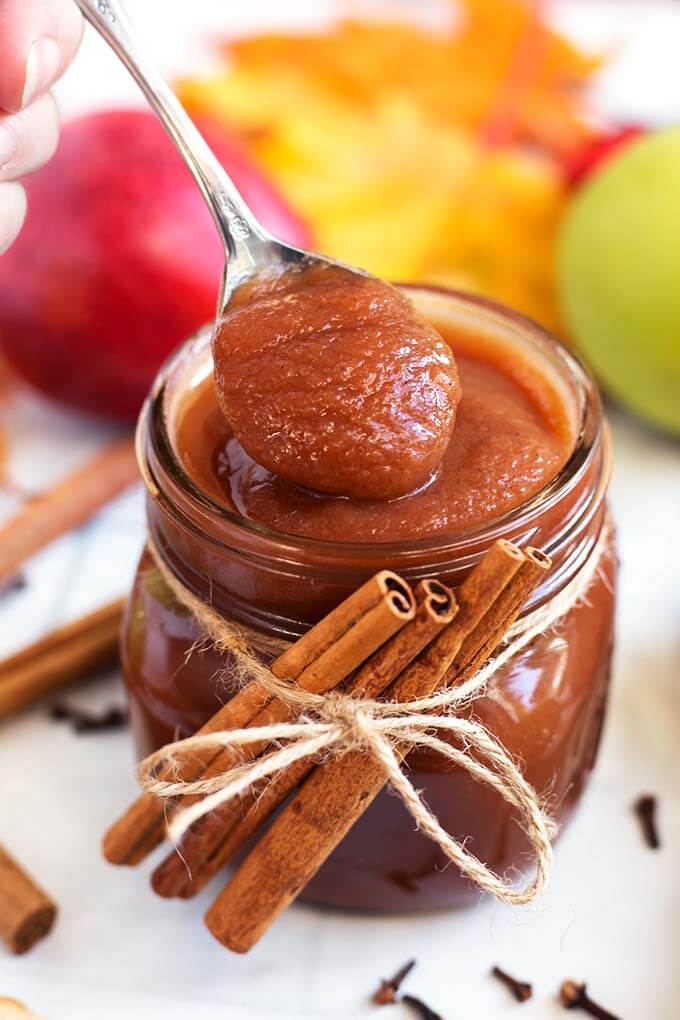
[{"left": 1, "top": 3, "right": 679, "bottom": 1018}]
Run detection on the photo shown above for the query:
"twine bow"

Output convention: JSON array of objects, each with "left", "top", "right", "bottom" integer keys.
[{"left": 140, "top": 522, "right": 610, "bottom": 906}]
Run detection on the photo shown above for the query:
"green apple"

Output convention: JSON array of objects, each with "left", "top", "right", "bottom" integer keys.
[{"left": 557, "top": 127, "right": 680, "bottom": 434}]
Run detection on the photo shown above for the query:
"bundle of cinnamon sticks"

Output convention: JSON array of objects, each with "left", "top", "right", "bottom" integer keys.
[{"left": 104, "top": 538, "right": 551, "bottom": 954}]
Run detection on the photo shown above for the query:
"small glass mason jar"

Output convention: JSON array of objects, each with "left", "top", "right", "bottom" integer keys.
[{"left": 122, "top": 286, "right": 616, "bottom": 912}]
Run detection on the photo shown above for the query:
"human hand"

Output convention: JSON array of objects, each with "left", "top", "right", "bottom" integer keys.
[{"left": 0, "top": 0, "right": 82, "bottom": 253}]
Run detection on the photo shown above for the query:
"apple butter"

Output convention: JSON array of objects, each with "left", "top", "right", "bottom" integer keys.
[
  {"left": 123, "top": 285, "right": 615, "bottom": 911},
  {"left": 212, "top": 264, "right": 461, "bottom": 500}
]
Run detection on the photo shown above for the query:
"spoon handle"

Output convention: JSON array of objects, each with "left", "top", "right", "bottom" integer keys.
[{"left": 72, "top": 0, "right": 273, "bottom": 283}]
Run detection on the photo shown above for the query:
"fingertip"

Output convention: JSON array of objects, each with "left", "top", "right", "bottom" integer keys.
[
  {"left": 0, "top": 181, "right": 27, "bottom": 255},
  {"left": 22, "top": 37, "right": 63, "bottom": 109},
  {"left": 0, "top": 0, "right": 84, "bottom": 113},
  {"left": 0, "top": 92, "right": 61, "bottom": 181}
]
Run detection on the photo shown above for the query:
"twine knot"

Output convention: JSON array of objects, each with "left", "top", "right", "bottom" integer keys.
[{"left": 316, "top": 692, "right": 377, "bottom": 749}]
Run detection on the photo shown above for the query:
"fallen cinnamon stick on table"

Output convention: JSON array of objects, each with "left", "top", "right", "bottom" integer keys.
[
  {"left": 0, "top": 844, "right": 56, "bottom": 954},
  {"left": 103, "top": 570, "right": 416, "bottom": 867},
  {"left": 0, "top": 597, "right": 125, "bottom": 721},
  {"left": 151, "top": 578, "right": 457, "bottom": 898},
  {"left": 0, "top": 436, "right": 138, "bottom": 583},
  {"left": 205, "top": 541, "right": 549, "bottom": 952}
]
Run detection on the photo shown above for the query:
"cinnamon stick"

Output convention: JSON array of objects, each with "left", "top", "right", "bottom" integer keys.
[
  {"left": 272, "top": 573, "right": 416, "bottom": 679},
  {"left": 103, "top": 571, "right": 415, "bottom": 867},
  {"left": 0, "top": 598, "right": 125, "bottom": 721},
  {"left": 452, "top": 547, "right": 551, "bottom": 681},
  {"left": 205, "top": 540, "right": 531, "bottom": 952},
  {"left": 0, "top": 844, "right": 56, "bottom": 954},
  {"left": 0, "top": 437, "right": 138, "bottom": 583},
  {"left": 151, "top": 579, "right": 457, "bottom": 898}
]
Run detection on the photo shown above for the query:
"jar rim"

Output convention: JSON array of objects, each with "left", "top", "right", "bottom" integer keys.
[{"left": 140, "top": 285, "right": 605, "bottom": 571}]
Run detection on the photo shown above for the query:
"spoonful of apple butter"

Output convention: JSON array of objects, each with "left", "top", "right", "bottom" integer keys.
[
  {"left": 213, "top": 265, "right": 460, "bottom": 499},
  {"left": 75, "top": 0, "right": 461, "bottom": 500}
]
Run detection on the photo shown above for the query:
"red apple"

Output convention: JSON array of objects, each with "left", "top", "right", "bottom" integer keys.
[{"left": 0, "top": 110, "right": 311, "bottom": 420}]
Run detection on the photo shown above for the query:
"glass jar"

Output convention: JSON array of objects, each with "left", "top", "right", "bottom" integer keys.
[{"left": 122, "top": 286, "right": 616, "bottom": 911}]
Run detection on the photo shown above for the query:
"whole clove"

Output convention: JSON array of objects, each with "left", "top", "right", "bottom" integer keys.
[
  {"left": 633, "top": 794, "right": 660, "bottom": 849},
  {"left": 492, "top": 965, "right": 533, "bottom": 1003},
  {"left": 0, "top": 572, "right": 27, "bottom": 598},
  {"left": 50, "top": 702, "right": 128, "bottom": 734},
  {"left": 402, "top": 994, "right": 445, "bottom": 1020},
  {"left": 373, "top": 959, "right": 417, "bottom": 1004},
  {"left": 559, "top": 980, "right": 621, "bottom": 1019}
]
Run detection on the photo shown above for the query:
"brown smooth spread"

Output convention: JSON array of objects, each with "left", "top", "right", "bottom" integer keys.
[
  {"left": 211, "top": 264, "right": 461, "bottom": 500},
  {"left": 180, "top": 313, "right": 572, "bottom": 542}
]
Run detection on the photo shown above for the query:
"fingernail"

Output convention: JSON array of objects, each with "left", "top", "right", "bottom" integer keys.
[
  {"left": 22, "top": 38, "right": 62, "bottom": 107},
  {"left": 0, "top": 123, "right": 17, "bottom": 171}
]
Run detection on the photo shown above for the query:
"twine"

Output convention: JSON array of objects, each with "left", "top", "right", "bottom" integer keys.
[{"left": 140, "top": 522, "right": 610, "bottom": 906}]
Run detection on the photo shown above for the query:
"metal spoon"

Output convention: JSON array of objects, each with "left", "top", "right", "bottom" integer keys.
[{"left": 73, "top": 0, "right": 337, "bottom": 316}]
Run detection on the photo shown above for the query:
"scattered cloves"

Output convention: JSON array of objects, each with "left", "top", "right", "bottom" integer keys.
[
  {"left": 634, "top": 794, "right": 660, "bottom": 849},
  {"left": 492, "top": 965, "right": 533, "bottom": 1003},
  {"left": 50, "top": 702, "right": 128, "bottom": 734},
  {"left": 402, "top": 994, "right": 445, "bottom": 1020},
  {"left": 373, "top": 959, "right": 417, "bottom": 1004},
  {"left": 560, "top": 980, "right": 621, "bottom": 1020}
]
